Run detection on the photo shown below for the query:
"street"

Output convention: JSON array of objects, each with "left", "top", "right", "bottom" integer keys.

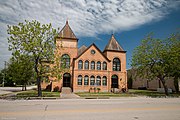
[{"left": 0, "top": 97, "right": 180, "bottom": 120}]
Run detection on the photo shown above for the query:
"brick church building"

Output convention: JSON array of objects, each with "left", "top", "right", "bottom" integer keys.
[{"left": 42, "top": 21, "right": 127, "bottom": 93}]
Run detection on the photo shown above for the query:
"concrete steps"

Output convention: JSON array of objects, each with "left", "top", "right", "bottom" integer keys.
[
  {"left": 60, "top": 87, "right": 80, "bottom": 99},
  {"left": 61, "top": 87, "right": 72, "bottom": 94}
]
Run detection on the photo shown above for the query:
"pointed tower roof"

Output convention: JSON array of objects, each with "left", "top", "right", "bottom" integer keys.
[
  {"left": 59, "top": 20, "right": 78, "bottom": 40},
  {"left": 104, "top": 34, "right": 125, "bottom": 52}
]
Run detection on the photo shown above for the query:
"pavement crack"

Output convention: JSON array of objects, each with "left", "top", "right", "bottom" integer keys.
[
  {"left": 134, "top": 117, "right": 139, "bottom": 119},
  {"left": 45, "top": 105, "right": 48, "bottom": 111}
]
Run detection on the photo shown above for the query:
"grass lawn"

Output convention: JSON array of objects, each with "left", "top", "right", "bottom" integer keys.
[
  {"left": 11, "top": 89, "right": 180, "bottom": 99},
  {"left": 76, "top": 92, "right": 135, "bottom": 98},
  {"left": 128, "top": 89, "right": 180, "bottom": 97},
  {"left": 16, "top": 90, "right": 60, "bottom": 98},
  {"left": 76, "top": 89, "right": 180, "bottom": 98}
]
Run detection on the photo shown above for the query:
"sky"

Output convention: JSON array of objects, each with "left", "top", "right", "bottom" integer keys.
[{"left": 0, "top": 0, "right": 180, "bottom": 70}]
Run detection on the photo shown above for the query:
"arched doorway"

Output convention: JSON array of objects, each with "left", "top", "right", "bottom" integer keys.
[
  {"left": 63, "top": 73, "right": 71, "bottom": 87},
  {"left": 111, "top": 75, "right": 118, "bottom": 88}
]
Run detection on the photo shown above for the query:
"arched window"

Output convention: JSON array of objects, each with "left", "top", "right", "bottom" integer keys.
[
  {"left": 84, "top": 75, "right": 89, "bottom": 85},
  {"left": 63, "top": 73, "right": 71, "bottom": 87},
  {"left": 113, "top": 58, "right": 121, "bottom": 71},
  {"left": 102, "top": 76, "right": 107, "bottom": 86},
  {"left": 97, "top": 61, "right": 101, "bottom": 70},
  {"left": 111, "top": 75, "right": 118, "bottom": 88},
  {"left": 103, "top": 62, "right": 107, "bottom": 70},
  {"left": 61, "top": 54, "right": 70, "bottom": 68},
  {"left": 96, "top": 76, "right": 101, "bottom": 86},
  {"left": 91, "top": 61, "right": 95, "bottom": 70},
  {"left": 77, "top": 75, "right": 82, "bottom": 85},
  {"left": 78, "top": 60, "right": 83, "bottom": 69},
  {"left": 84, "top": 60, "right": 89, "bottom": 70},
  {"left": 90, "top": 76, "right": 95, "bottom": 85}
]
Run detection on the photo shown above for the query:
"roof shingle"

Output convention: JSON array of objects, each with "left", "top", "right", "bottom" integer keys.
[
  {"left": 104, "top": 34, "right": 124, "bottom": 52},
  {"left": 78, "top": 45, "right": 87, "bottom": 56},
  {"left": 59, "top": 21, "right": 77, "bottom": 39}
]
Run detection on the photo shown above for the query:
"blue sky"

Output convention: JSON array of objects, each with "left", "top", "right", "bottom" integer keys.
[
  {"left": 78, "top": 8, "right": 180, "bottom": 69},
  {"left": 0, "top": 0, "right": 180, "bottom": 69}
]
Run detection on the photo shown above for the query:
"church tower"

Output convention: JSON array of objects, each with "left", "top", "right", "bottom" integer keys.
[
  {"left": 103, "top": 34, "right": 127, "bottom": 91},
  {"left": 57, "top": 20, "right": 78, "bottom": 58},
  {"left": 55, "top": 21, "right": 78, "bottom": 89}
]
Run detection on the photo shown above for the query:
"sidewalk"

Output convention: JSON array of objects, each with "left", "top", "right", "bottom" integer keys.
[
  {"left": 60, "top": 93, "right": 80, "bottom": 99},
  {"left": 0, "top": 90, "right": 12, "bottom": 95},
  {"left": 0, "top": 86, "right": 37, "bottom": 95}
]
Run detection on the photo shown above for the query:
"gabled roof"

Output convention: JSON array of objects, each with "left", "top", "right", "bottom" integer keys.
[
  {"left": 75, "top": 43, "right": 110, "bottom": 62},
  {"left": 78, "top": 45, "right": 87, "bottom": 56},
  {"left": 104, "top": 34, "right": 125, "bottom": 52},
  {"left": 59, "top": 21, "right": 78, "bottom": 40}
]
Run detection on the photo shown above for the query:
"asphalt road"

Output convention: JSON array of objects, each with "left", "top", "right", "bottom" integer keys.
[{"left": 0, "top": 97, "right": 180, "bottom": 120}]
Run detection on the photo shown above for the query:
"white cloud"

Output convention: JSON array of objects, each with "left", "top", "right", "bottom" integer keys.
[{"left": 0, "top": 0, "right": 179, "bottom": 69}]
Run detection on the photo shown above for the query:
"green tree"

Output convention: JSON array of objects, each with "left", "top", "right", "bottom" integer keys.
[
  {"left": 131, "top": 33, "right": 179, "bottom": 96},
  {"left": 50, "top": 49, "right": 66, "bottom": 82},
  {"left": 7, "top": 20, "right": 58, "bottom": 96},
  {"left": 127, "top": 75, "right": 133, "bottom": 89},
  {"left": 165, "top": 33, "right": 180, "bottom": 93},
  {"left": 8, "top": 55, "right": 34, "bottom": 90},
  {"left": 0, "top": 68, "right": 14, "bottom": 87},
  {"left": 0, "top": 71, "right": 3, "bottom": 85}
]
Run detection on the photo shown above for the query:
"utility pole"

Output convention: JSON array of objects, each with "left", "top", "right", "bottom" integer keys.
[{"left": 2, "top": 61, "right": 7, "bottom": 87}]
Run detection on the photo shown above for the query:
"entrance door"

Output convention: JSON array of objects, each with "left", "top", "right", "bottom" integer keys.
[
  {"left": 111, "top": 75, "right": 118, "bottom": 88},
  {"left": 63, "top": 73, "right": 71, "bottom": 87}
]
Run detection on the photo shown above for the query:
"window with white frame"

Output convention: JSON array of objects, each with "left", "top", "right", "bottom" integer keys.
[
  {"left": 97, "top": 61, "right": 101, "bottom": 70},
  {"left": 78, "top": 60, "right": 83, "bottom": 70},
  {"left": 102, "top": 76, "right": 107, "bottom": 86},
  {"left": 90, "top": 76, "right": 95, "bottom": 85},
  {"left": 113, "top": 58, "right": 121, "bottom": 71},
  {"left": 91, "top": 61, "right": 95, "bottom": 70},
  {"left": 78, "top": 75, "right": 82, "bottom": 85},
  {"left": 103, "top": 61, "right": 107, "bottom": 70},
  {"left": 84, "top": 60, "right": 89, "bottom": 70},
  {"left": 84, "top": 75, "right": 89, "bottom": 85},
  {"left": 96, "top": 76, "right": 101, "bottom": 86},
  {"left": 61, "top": 54, "right": 70, "bottom": 68}
]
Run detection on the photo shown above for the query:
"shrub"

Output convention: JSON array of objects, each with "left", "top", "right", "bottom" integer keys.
[
  {"left": 53, "top": 86, "right": 60, "bottom": 92},
  {"left": 97, "top": 88, "right": 101, "bottom": 93}
]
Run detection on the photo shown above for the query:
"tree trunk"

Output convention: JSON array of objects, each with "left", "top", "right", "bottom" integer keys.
[
  {"left": 160, "top": 77, "right": 169, "bottom": 96},
  {"left": 24, "top": 84, "right": 27, "bottom": 91},
  {"left": 37, "top": 76, "right": 42, "bottom": 97},
  {"left": 35, "top": 58, "right": 42, "bottom": 97},
  {"left": 174, "top": 76, "right": 179, "bottom": 93},
  {"left": 158, "top": 80, "right": 161, "bottom": 88}
]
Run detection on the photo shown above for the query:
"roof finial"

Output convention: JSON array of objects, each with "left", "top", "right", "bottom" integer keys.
[
  {"left": 112, "top": 30, "right": 114, "bottom": 36},
  {"left": 112, "top": 31, "right": 114, "bottom": 38},
  {"left": 66, "top": 18, "right": 68, "bottom": 24}
]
